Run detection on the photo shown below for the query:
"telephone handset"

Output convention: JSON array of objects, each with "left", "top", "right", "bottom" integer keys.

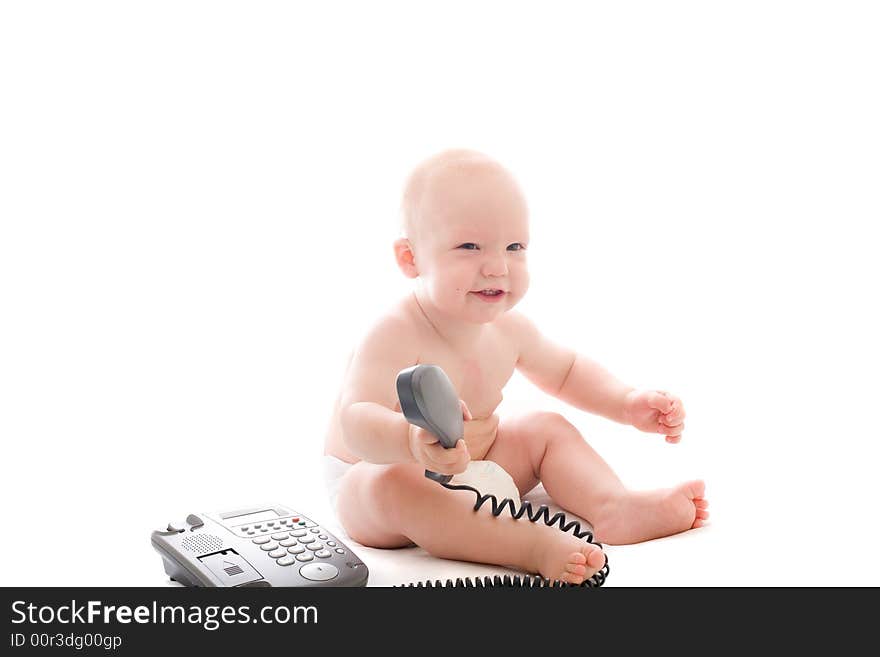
[
  {"left": 150, "top": 505, "right": 368, "bottom": 587},
  {"left": 396, "top": 364, "right": 463, "bottom": 483}
]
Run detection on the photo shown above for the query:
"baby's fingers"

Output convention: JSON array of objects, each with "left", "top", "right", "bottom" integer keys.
[
  {"left": 664, "top": 399, "right": 686, "bottom": 425},
  {"left": 428, "top": 439, "right": 469, "bottom": 464},
  {"left": 648, "top": 391, "right": 674, "bottom": 413},
  {"left": 426, "top": 440, "right": 470, "bottom": 474},
  {"left": 659, "top": 417, "right": 684, "bottom": 443}
]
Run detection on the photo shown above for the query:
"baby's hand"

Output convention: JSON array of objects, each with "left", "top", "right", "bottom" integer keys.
[
  {"left": 623, "top": 389, "right": 686, "bottom": 443},
  {"left": 406, "top": 400, "right": 472, "bottom": 475}
]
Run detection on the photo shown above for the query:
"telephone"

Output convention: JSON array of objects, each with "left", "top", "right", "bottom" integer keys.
[{"left": 150, "top": 505, "right": 368, "bottom": 587}]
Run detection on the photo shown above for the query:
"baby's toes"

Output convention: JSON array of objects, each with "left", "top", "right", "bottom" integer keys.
[
  {"left": 560, "top": 572, "right": 584, "bottom": 585},
  {"left": 565, "top": 563, "right": 587, "bottom": 584},
  {"left": 692, "top": 508, "right": 710, "bottom": 528},
  {"left": 582, "top": 544, "right": 605, "bottom": 571},
  {"left": 695, "top": 499, "right": 709, "bottom": 510}
]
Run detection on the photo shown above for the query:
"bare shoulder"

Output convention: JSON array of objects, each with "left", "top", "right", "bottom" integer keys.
[
  {"left": 340, "top": 297, "right": 422, "bottom": 409},
  {"left": 353, "top": 299, "right": 421, "bottom": 360},
  {"left": 494, "top": 309, "right": 540, "bottom": 362}
]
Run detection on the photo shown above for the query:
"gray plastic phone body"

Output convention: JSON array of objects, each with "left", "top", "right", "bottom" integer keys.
[{"left": 151, "top": 504, "right": 368, "bottom": 587}]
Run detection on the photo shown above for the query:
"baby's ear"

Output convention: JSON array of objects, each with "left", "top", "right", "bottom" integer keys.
[{"left": 393, "top": 238, "right": 419, "bottom": 278}]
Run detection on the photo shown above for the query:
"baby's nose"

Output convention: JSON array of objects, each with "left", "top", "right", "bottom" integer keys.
[{"left": 481, "top": 254, "right": 508, "bottom": 277}]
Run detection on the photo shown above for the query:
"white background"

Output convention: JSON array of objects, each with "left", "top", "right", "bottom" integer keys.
[{"left": 1, "top": 1, "right": 878, "bottom": 586}]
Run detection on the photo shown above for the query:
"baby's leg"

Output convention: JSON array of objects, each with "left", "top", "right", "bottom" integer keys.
[
  {"left": 335, "top": 461, "right": 605, "bottom": 584},
  {"left": 485, "top": 411, "right": 709, "bottom": 545}
]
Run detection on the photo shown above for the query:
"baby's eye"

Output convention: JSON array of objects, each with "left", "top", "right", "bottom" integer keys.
[
  {"left": 507, "top": 243, "right": 526, "bottom": 251},
  {"left": 457, "top": 243, "right": 479, "bottom": 250}
]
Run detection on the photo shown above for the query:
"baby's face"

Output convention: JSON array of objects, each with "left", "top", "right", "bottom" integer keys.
[{"left": 409, "top": 163, "right": 530, "bottom": 324}]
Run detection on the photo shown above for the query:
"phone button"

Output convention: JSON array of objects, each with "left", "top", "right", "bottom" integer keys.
[
  {"left": 185, "top": 514, "right": 204, "bottom": 528},
  {"left": 299, "top": 563, "right": 338, "bottom": 581}
]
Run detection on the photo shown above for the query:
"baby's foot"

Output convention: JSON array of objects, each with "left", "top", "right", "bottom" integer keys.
[
  {"left": 593, "top": 479, "right": 710, "bottom": 545},
  {"left": 529, "top": 528, "right": 606, "bottom": 585}
]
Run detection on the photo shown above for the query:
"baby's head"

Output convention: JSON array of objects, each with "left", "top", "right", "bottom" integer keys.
[{"left": 394, "top": 149, "right": 530, "bottom": 324}]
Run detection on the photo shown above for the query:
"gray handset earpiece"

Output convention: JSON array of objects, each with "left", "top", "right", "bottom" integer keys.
[{"left": 396, "top": 365, "right": 464, "bottom": 484}]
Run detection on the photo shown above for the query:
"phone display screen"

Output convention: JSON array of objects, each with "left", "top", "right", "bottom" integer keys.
[{"left": 224, "top": 509, "right": 281, "bottom": 525}]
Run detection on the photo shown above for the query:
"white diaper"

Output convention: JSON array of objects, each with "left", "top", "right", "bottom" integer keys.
[
  {"left": 323, "top": 454, "right": 354, "bottom": 517},
  {"left": 449, "top": 460, "right": 521, "bottom": 504}
]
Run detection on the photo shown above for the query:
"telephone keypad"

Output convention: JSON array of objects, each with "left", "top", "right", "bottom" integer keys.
[
  {"left": 248, "top": 518, "right": 346, "bottom": 572},
  {"left": 239, "top": 515, "right": 342, "bottom": 569}
]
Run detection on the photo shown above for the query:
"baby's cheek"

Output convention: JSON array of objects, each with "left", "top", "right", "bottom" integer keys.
[{"left": 515, "top": 267, "right": 530, "bottom": 294}]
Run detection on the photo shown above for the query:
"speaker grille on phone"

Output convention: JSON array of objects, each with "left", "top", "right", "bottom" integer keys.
[{"left": 181, "top": 534, "right": 223, "bottom": 553}]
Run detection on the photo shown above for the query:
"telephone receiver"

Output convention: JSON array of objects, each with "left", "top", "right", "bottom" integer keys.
[{"left": 396, "top": 365, "right": 464, "bottom": 484}]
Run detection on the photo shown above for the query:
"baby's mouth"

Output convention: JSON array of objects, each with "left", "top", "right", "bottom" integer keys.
[{"left": 470, "top": 289, "right": 507, "bottom": 300}]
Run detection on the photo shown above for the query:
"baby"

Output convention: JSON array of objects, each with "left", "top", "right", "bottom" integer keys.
[{"left": 323, "top": 149, "right": 709, "bottom": 584}]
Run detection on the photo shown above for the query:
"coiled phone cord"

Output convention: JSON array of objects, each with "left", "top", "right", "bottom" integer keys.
[{"left": 400, "top": 480, "right": 609, "bottom": 588}]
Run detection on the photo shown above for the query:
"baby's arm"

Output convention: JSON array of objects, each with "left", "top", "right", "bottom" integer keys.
[
  {"left": 506, "top": 311, "right": 634, "bottom": 424},
  {"left": 338, "top": 316, "right": 470, "bottom": 470},
  {"left": 338, "top": 317, "right": 419, "bottom": 464}
]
